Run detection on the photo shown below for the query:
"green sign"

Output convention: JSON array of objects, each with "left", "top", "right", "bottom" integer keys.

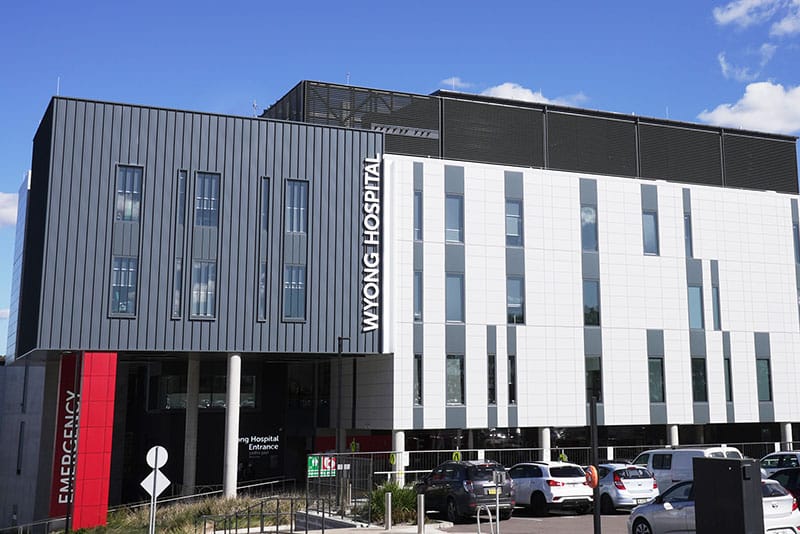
[
  {"left": 307, "top": 456, "right": 337, "bottom": 478},
  {"left": 452, "top": 450, "right": 461, "bottom": 461}
]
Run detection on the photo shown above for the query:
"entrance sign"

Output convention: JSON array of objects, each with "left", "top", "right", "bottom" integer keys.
[{"left": 49, "top": 353, "right": 80, "bottom": 518}]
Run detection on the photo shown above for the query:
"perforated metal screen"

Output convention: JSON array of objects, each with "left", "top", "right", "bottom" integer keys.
[
  {"left": 547, "top": 113, "right": 637, "bottom": 177},
  {"left": 639, "top": 123, "right": 724, "bottom": 186},
  {"left": 724, "top": 134, "right": 798, "bottom": 193}
]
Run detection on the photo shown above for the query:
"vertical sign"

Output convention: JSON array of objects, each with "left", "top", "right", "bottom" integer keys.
[
  {"left": 49, "top": 353, "right": 80, "bottom": 518},
  {"left": 362, "top": 155, "right": 382, "bottom": 333}
]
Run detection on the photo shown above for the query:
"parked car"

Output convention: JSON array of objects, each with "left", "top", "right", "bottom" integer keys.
[
  {"left": 627, "top": 479, "right": 800, "bottom": 534},
  {"left": 507, "top": 461, "right": 593, "bottom": 516},
  {"left": 414, "top": 460, "right": 514, "bottom": 523},
  {"left": 597, "top": 463, "right": 659, "bottom": 514},
  {"left": 762, "top": 452, "right": 800, "bottom": 476},
  {"left": 631, "top": 446, "right": 743, "bottom": 491},
  {"left": 770, "top": 467, "right": 800, "bottom": 500}
]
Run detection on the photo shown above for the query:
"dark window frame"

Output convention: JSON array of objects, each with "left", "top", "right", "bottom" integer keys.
[
  {"left": 115, "top": 164, "right": 143, "bottom": 222},
  {"left": 190, "top": 260, "right": 218, "bottom": 319},
  {"left": 110, "top": 255, "right": 138, "bottom": 317},
  {"left": 282, "top": 264, "right": 307, "bottom": 321},
  {"left": 194, "top": 171, "right": 220, "bottom": 227}
]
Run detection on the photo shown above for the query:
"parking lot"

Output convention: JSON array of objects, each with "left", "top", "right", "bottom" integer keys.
[{"left": 443, "top": 511, "right": 630, "bottom": 534}]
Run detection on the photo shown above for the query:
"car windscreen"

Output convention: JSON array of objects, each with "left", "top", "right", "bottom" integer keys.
[
  {"left": 467, "top": 466, "right": 499, "bottom": 481},
  {"left": 550, "top": 466, "right": 585, "bottom": 478},
  {"left": 725, "top": 451, "right": 743, "bottom": 459},
  {"left": 763, "top": 482, "right": 789, "bottom": 498},
  {"left": 616, "top": 468, "right": 652, "bottom": 479}
]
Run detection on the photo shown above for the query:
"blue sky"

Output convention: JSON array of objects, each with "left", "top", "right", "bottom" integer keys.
[{"left": 0, "top": 0, "right": 799, "bottom": 355}]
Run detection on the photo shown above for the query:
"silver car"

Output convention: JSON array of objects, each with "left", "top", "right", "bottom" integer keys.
[
  {"left": 627, "top": 479, "right": 800, "bottom": 534},
  {"left": 597, "top": 463, "right": 659, "bottom": 514},
  {"left": 761, "top": 452, "right": 800, "bottom": 476}
]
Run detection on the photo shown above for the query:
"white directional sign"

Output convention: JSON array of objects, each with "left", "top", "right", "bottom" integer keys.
[
  {"left": 140, "top": 469, "right": 170, "bottom": 498},
  {"left": 141, "top": 445, "right": 171, "bottom": 534},
  {"left": 146, "top": 445, "right": 168, "bottom": 469}
]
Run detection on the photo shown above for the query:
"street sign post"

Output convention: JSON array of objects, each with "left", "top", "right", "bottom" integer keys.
[{"left": 140, "top": 446, "right": 170, "bottom": 534}]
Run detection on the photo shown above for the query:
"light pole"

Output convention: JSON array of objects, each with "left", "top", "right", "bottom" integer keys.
[{"left": 336, "top": 336, "right": 350, "bottom": 452}]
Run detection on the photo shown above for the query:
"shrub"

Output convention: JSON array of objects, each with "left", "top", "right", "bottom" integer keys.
[{"left": 369, "top": 482, "right": 418, "bottom": 525}]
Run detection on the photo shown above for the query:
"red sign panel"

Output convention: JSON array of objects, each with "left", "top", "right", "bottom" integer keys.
[{"left": 49, "top": 353, "right": 80, "bottom": 518}]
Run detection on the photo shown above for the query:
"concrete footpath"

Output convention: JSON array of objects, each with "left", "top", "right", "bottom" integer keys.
[{"left": 303, "top": 521, "right": 452, "bottom": 534}]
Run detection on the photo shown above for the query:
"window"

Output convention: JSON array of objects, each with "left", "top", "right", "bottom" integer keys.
[
  {"left": 688, "top": 285, "right": 704, "bottom": 329},
  {"left": 413, "top": 354, "right": 423, "bottom": 405},
  {"left": 111, "top": 256, "right": 138, "bottom": 315},
  {"left": 583, "top": 280, "right": 600, "bottom": 326},
  {"left": 684, "top": 213, "right": 693, "bottom": 258},
  {"left": 190, "top": 261, "right": 217, "bottom": 318},
  {"left": 508, "top": 354, "right": 517, "bottom": 404},
  {"left": 414, "top": 190, "right": 423, "bottom": 241},
  {"left": 283, "top": 265, "right": 306, "bottom": 320},
  {"left": 507, "top": 277, "right": 525, "bottom": 324},
  {"left": 194, "top": 172, "right": 219, "bottom": 227},
  {"left": 794, "top": 222, "right": 800, "bottom": 264},
  {"left": 724, "top": 357, "right": 733, "bottom": 402},
  {"left": 648, "top": 357, "right": 665, "bottom": 402},
  {"left": 257, "top": 262, "right": 267, "bottom": 321},
  {"left": 285, "top": 180, "right": 308, "bottom": 233},
  {"left": 446, "top": 273, "right": 464, "bottom": 322},
  {"left": 712, "top": 286, "right": 721, "bottom": 331},
  {"left": 585, "top": 356, "right": 602, "bottom": 402},
  {"left": 16, "top": 421, "right": 24, "bottom": 475},
  {"left": 757, "top": 359, "right": 772, "bottom": 402},
  {"left": 172, "top": 258, "right": 183, "bottom": 318},
  {"left": 260, "top": 178, "right": 270, "bottom": 232},
  {"left": 115, "top": 165, "right": 142, "bottom": 221},
  {"left": 691, "top": 358, "right": 708, "bottom": 402},
  {"left": 414, "top": 270, "right": 423, "bottom": 322},
  {"left": 151, "top": 374, "right": 257, "bottom": 410},
  {"left": 445, "top": 194, "right": 464, "bottom": 243},
  {"left": 643, "top": 211, "right": 659, "bottom": 255},
  {"left": 505, "top": 200, "right": 523, "bottom": 247},
  {"left": 652, "top": 453, "right": 672, "bottom": 470},
  {"left": 177, "top": 170, "right": 187, "bottom": 226},
  {"left": 487, "top": 353, "right": 497, "bottom": 405},
  {"left": 581, "top": 205, "right": 598, "bottom": 252},
  {"left": 446, "top": 354, "right": 465, "bottom": 405}
]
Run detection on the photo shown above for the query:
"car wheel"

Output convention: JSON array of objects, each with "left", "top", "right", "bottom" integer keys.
[
  {"left": 600, "top": 494, "right": 616, "bottom": 515},
  {"left": 632, "top": 518, "right": 653, "bottom": 534},
  {"left": 530, "top": 492, "right": 548, "bottom": 517},
  {"left": 445, "top": 498, "right": 461, "bottom": 524},
  {"left": 499, "top": 509, "right": 513, "bottom": 521}
]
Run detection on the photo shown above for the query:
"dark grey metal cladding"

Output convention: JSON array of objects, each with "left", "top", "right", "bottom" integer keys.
[
  {"left": 548, "top": 113, "right": 637, "bottom": 177},
  {"left": 29, "top": 97, "right": 383, "bottom": 356}
]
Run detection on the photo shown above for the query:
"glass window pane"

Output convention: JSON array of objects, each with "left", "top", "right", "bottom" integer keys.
[
  {"left": 286, "top": 181, "right": 308, "bottom": 233},
  {"left": 487, "top": 354, "right": 497, "bottom": 405},
  {"left": 116, "top": 166, "right": 142, "bottom": 222},
  {"left": 794, "top": 223, "right": 800, "bottom": 264},
  {"left": 649, "top": 358, "right": 665, "bottom": 402},
  {"left": 445, "top": 195, "right": 463, "bottom": 243},
  {"left": 692, "top": 358, "right": 708, "bottom": 402},
  {"left": 414, "top": 270, "right": 423, "bottom": 322},
  {"left": 643, "top": 211, "right": 659, "bottom": 255},
  {"left": 172, "top": 258, "right": 182, "bottom": 317},
  {"left": 585, "top": 356, "right": 602, "bottom": 402},
  {"left": 111, "top": 256, "right": 137, "bottom": 315},
  {"left": 689, "top": 285, "right": 704, "bottom": 329},
  {"left": 684, "top": 214, "right": 693, "bottom": 258},
  {"left": 724, "top": 358, "right": 733, "bottom": 402},
  {"left": 190, "top": 260, "right": 217, "bottom": 318},
  {"left": 712, "top": 286, "right": 721, "bottom": 331},
  {"left": 581, "top": 205, "right": 598, "bottom": 252},
  {"left": 506, "top": 200, "right": 523, "bottom": 247},
  {"left": 195, "top": 172, "right": 219, "bottom": 227},
  {"left": 507, "top": 277, "right": 525, "bottom": 324},
  {"left": 414, "top": 191, "right": 423, "bottom": 241},
  {"left": 413, "top": 354, "right": 423, "bottom": 405},
  {"left": 446, "top": 354, "right": 465, "bottom": 405},
  {"left": 757, "top": 359, "right": 772, "bottom": 401},
  {"left": 583, "top": 280, "right": 600, "bottom": 326},
  {"left": 508, "top": 355, "right": 517, "bottom": 404},
  {"left": 446, "top": 273, "right": 464, "bottom": 322},
  {"left": 258, "top": 261, "right": 267, "bottom": 321},
  {"left": 283, "top": 265, "right": 306, "bottom": 319}
]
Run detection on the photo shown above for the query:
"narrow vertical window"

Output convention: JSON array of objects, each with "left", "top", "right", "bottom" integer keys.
[
  {"left": 508, "top": 354, "right": 517, "bottom": 404},
  {"left": 172, "top": 170, "right": 187, "bottom": 318},
  {"left": 258, "top": 178, "right": 270, "bottom": 321},
  {"left": 684, "top": 213, "right": 693, "bottom": 258},
  {"left": 260, "top": 178, "right": 270, "bottom": 232},
  {"left": 413, "top": 354, "right": 423, "bottom": 405},
  {"left": 115, "top": 165, "right": 142, "bottom": 221},
  {"left": 414, "top": 190, "right": 423, "bottom": 241},
  {"left": 757, "top": 359, "right": 772, "bottom": 401},
  {"left": 413, "top": 270, "right": 423, "bottom": 322},
  {"left": 794, "top": 222, "right": 800, "bottom": 264},
  {"left": 445, "top": 194, "right": 464, "bottom": 243},
  {"left": 581, "top": 205, "right": 598, "bottom": 252},
  {"left": 724, "top": 357, "right": 733, "bottom": 402},
  {"left": 487, "top": 353, "right": 497, "bottom": 405},
  {"left": 585, "top": 356, "right": 602, "bottom": 402},
  {"left": 712, "top": 286, "right": 721, "bottom": 331},
  {"left": 505, "top": 200, "right": 523, "bottom": 247},
  {"left": 446, "top": 354, "right": 465, "bottom": 405},
  {"left": 445, "top": 273, "right": 465, "bottom": 322},
  {"left": 643, "top": 211, "right": 660, "bottom": 255},
  {"left": 285, "top": 180, "right": 308, "bottom": 233},
  {"left": 583, "top": 280, "right": 600, "bottom": 326},
  {"left": 648, "top": 357, "right": 665, "bottom": 402},
  {"left": 257, "top": 262, "right": 267, "bottom": 321},
  {"left": 194, "top": 172, "right": 220, "bottom": 227},
  {"left": 16, "top": 421, "right": 24, "bottom": 475},
  {"left": 688, "top": 285, "right": 704, "bottom": 329},
  {"left": 111, "top": 256, "right": 138, "bottom": 315},
  {"left": 172, "top": 258, "right": 183, "bottom": 318},
  {"left": 507, "top": 277, "right": 525, "bottom": 324},
  {"left": 691, "top": 358, "right": 708, "bottom": 402},
  {"left": 190, "top": 261, "right": 217, "bottom": 318},
  {"left": 177, "top": 170, "right": 187, "bottom": 226},
  {"left": 283, "top": 265, "right": 306, "bottom": 320}
]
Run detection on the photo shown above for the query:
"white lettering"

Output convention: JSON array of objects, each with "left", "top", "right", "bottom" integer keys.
[{"left": 361, "top": 155, "right": 382, "bottom": 333}]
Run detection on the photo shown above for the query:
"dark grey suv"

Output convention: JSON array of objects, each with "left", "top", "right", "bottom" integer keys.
[{"left": 414, "top": 460, "right": 515, "bottom": 523}]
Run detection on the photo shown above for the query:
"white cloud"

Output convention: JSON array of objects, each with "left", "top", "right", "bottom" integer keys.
[
  {"left": 0, "top": 193, "right": 18, "bottom": 228},
  {"left": 481, "top": 82, "right": 587, "bottom": 106},
  {"left": 771, "top": 0, "right": 800, "bottom": 35},
  {"left": 759, "top": 42, "right": 778, "bottom": 64},
  {"left": 718, "top": 52, "right": 759, "bottom": 81},
  {"left": 713, "top": 0, "right": 780, "bottom": 27},
  {"left": 0, "top": 309, "right": 9, "bottom": 320},
  {"left": 440, "top": 77, "right": 472, "bottom": 90},
  {"left": 697, "top": 81, "right": 800, "bottom": 134}
]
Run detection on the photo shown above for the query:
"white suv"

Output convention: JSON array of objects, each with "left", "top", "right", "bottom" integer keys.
[{"left": 508, "top": 461, "right": 593, "bottom": 516}]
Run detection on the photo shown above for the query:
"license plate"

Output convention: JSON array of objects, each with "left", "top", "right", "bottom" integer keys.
[
  {"left": 636, "top": 498, "right": 650, "bottom": 504},
  {"left": 487, "top": 488, "right": 497, "bottom": 495}
]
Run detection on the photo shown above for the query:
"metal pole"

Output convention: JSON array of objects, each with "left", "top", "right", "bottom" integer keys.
[
  {"left": 385, "top": 492, "right": 392, "bottom": 530},
  {"left": 590, "top": 395, "right": 601, "bottom": 534},
  {"left": 336, "top": 337, "right": 349, "bottom": 453},
  {"left": 417, "top": 494, "right": 425, "bottom": 534}
]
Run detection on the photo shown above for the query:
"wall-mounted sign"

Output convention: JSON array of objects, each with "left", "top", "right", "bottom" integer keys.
[
  {"left": 49, "top": 353, "right": 80, "bottom": 517},
  {"left": 362, "top": 155, "right": 382, "bottom": 333},
  {"left": 307, "top": 455, "right": 337, "bottom": 478},
  {"left": 239, "top": 434, "right": 280, "bottom": 457}
]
